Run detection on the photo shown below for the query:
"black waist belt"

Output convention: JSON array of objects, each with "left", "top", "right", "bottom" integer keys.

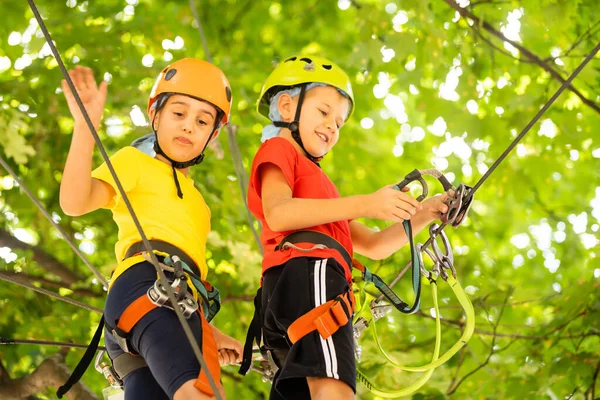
[
  {"left": 125, "top": 240, "right": 200, "bottom": 277},
  {"left": 275, "top": 231, "right": 352, "bottom": 268}
]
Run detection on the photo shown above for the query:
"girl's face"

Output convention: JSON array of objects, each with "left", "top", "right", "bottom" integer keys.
[
  {"left": 151, "top": 94, "right": 219, "bottom": 164},
  {"left": 279, "top": 85, "right": 350, "bottom": 157}
]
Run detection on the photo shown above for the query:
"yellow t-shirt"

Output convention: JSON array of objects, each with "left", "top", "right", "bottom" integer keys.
[{"left": 91, "top": 146, "right": 211, "bottom": 279}]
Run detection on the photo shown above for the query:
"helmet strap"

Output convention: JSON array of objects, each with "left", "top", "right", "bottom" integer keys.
[{"left": 272, "top": 85, "right": 324, "bottom": 164}]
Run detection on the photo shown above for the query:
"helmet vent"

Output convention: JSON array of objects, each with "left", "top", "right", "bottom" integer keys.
[
  {"left": 322, "top": 64, "right": 332, "bottom": 70},
  {"left": 165, "top": 69, "right": 177, "bottom": 81},
  {"left": 285, "top": 56, "right": 297, "bottom": 62}
]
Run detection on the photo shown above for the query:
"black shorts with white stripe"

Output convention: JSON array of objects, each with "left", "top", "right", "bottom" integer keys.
[{"left": 261, "top": 257, "right": 356, "bottom": 400}]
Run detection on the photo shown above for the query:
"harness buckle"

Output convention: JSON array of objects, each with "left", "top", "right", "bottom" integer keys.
[
  {"left": 111, "top": 330, "right": 131, "bottom": 354},
  {"left": 94, "top": 350, "right": 123, "bottom": 388}
]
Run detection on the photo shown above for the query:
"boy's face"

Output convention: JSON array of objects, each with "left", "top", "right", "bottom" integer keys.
[
  {"left": 151, "top": 94, "right": 218, "bottom": 162},
  {"left": 282, "top": 85, "right": 350, "bottom": 157}
]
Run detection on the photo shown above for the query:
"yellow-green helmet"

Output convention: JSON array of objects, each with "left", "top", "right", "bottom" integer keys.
[{"left": 257, "top": 55, "right": 355, "bottom": 119}]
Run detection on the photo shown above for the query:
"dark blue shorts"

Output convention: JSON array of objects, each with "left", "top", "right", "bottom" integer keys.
[
  {"left": 261, "top": 257, "right": 356, "bottom": 400},
  {"left": 104, "top": 262, "right": 212, "bottom": 399}
]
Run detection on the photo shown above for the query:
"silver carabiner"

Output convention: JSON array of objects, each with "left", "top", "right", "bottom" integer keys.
[
  {"left": 95, "top": 350, "right": 123, "bottom": 388},
  {"left": 429, "top": 224, "right": 456, "bottom": 279},
  {"left": 416, "top": 243, "right": 433, "bottom": 278}
]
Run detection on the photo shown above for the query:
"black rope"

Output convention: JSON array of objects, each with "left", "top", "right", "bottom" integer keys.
[
  {"left": 25, "top": 1, "right": 221, "bottom": 397},
  {"left": 468, "top": 41, "right": 600, "bottom": 199},
  {"left": 0, "top": 271, "right": 103, "bottom": 314},
  {"left": 0, "top": 154, "right": 109, "bottom": 289},
  {"left": 1, "top": 337, "right": 106, "bottom": 351}
]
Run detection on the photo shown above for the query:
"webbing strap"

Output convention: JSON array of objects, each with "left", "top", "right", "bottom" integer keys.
[
  {"left": 57, "top": 316, "right": 105, "bottom": 398},
  {"left": 287, "top": 291, "right": 354, "bottom": 344},
  {"left": 354, "top": 220, "right": 422, "bottom": 314},
  {"left": 117, "top": 295, "right": 158, "bottom": 333},
  {"left": 239, "top": 288, "right": 263, "bottom": 376},
  {"left": 356, "top": 279, "right": 440, "bottom": 398},
  {"left": 356, "top": 274, "right": 475, "bottom": 397},
  {"left": 183, "top": 264, "right": 221, "bottom": 322},
  {"left": 112, "top": 352, "right": 147, "bottom": 380}
]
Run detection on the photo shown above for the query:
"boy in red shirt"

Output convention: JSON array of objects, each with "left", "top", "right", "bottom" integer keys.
[{"left": 241, "top": 56, "right": 449, "bottom": 400}]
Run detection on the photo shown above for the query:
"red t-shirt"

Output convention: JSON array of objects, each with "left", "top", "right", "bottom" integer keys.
[{"left": 248, "top": 137, "right": 353, "bottom": 282}]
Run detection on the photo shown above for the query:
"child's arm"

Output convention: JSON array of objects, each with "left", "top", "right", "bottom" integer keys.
[
  {"left": 59, "top": 66, "right": 114, "bottom": 216},
  {"left": 261, "top": 164, "right": 421, "bottom": 232},
  {"left": 350, "top": 193, "right": 450, "bottom": 260}
]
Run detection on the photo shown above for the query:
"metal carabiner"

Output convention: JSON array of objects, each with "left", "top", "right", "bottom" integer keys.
[
  {"left": 415, "top": 243, "right": 434, "bottom": 278},
  {"left": 95, "top": 350, "right": 123, "bottom": 388},
  {"left": 428, "top": 224, "right": 456, "bottom": 280},
  {"left": 395, "top": 169, "right": 430, "bottom": 201},
  {"left": 395, "top": 168, "right": 456, "bottom": 198}
]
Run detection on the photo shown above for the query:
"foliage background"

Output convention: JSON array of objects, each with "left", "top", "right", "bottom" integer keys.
[{"left": 0, "top": 0, "right": 599, "bottom": 398}]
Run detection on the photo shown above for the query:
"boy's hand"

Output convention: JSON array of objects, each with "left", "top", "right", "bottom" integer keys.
[
  {"left": 365, "top": 184, "right": 422, "bottom": 222},
  {"left": 212, "top": 328, "right": 243, "bottom": 366},
  {"left": 420, "top": 191, "right": 451, "bottom": 222},
  {"left": 61, "top": 66, "right": 108, "bottom": 132}
]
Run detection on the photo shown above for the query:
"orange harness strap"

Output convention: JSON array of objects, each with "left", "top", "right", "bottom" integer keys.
[
  {"left": 287, "top": 290, "right": 355, "bottom": 344},
  {"left": 116, "top": 295, "right": 158, "bottom": 334},
  {"left": 114, "top": 294, "right": 222, "bottom": 397}
]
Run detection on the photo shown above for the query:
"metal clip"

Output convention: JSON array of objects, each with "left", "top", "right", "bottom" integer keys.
[
  {"left": 147, "top": 279, "right": 198, "bottom": 319},
  {"left": 95, "top": 350, "right": 123, "bottom": 388},
  {"left": 427, "top": 224, "right": 456, "bottom": 280},
  {"left": 416, "top": 224, "right": 456, "bottom": 280}
]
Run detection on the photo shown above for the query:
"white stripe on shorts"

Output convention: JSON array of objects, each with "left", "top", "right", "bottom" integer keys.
[{"left": 313, "top": 258, "right": 339, "bottom": 380}]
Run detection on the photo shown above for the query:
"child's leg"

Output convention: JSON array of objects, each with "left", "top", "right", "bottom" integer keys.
[
  {"left": 105, "top": 262, "right": 222, "bottom": 399},
  {"left": 306, "top": 377, "right": 354, "bottom": 400},
  {"left": 261, "top": 258, "right": 356, "bottom": 400},
  {"left": 123, "top": 367, "right": 169, "bottom": 400},
  {"left": 105, "top": 333, "right": 169, "bottom": 400},
  {"left": 128, "top": 307, "right": 222, "bottom": 400}
]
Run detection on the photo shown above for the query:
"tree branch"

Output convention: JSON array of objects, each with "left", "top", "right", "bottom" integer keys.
[
  {"left": 2, "top": 271, "right": 101, "bottom": 298},
  {"left": 472, "top": 26, "right": 532, "bottom": 63},
  {"left": 0, "top": 228, "right": 83, "bottom": 284},
  {"left": 0, "top": 358, "right": 10, "bottom": 385},
  {"left": 0, "top": 349, "right": 99, "bottom": 400},
  {"left": 469, "top": 0, "right": 513, "bottom": 7},
  {"left": 444, "top": 0, "right": 600, "bottom": 115},
  {"left": 447, "top": 289, "right": 514, "bottom": 395},
  {"left": 421, "top": 308, "right": 592, "bottom": 340},
  {"left": 555, "top": 19, "right": 600, "bottom": 60},
  {"left": 566, "top": 385, "right": 580, "bottom": 400},
  {"left": 439, "top": 292, "right": 560, "bottom": 309},
  {"left": 585, "top": 359, "right": 600, "bottom": 399},
  {"left": 446, "top": 347, "right": 466, "bottom": 394}
]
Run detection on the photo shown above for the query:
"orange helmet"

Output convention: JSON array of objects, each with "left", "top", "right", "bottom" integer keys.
[{"left": 148, "top": 58, "right": 232, "bottom": 127}]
